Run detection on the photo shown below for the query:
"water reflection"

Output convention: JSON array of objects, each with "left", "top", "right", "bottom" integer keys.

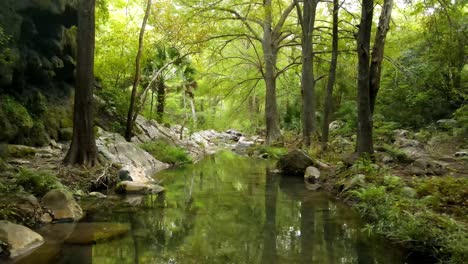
[{"left": 19, "top": 151, "right": 413, "bottom": 264}]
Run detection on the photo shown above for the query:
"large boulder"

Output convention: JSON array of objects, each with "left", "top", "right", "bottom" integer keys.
[
  {"left": 96, "top": 129, "right": 169, "bottom": 184},
  {"left": 0, "top": 220, "right": 44, "bottom": 258},
  {"left": 278, "top": 150, "right": 321, "bottom": 176},
  {"left": 41, "top": 189, "right": 83, "bottom": 222},
  {"left": 408, "top": 157, "right": 448, "bottom": 176}
]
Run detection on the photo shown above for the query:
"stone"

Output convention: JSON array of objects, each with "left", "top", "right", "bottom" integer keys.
[
  {"left": 0, "top": 220, "right": 44, "bottom": 258},
  {"left": 89, "top": 192, "right": 107, "bottom": 199},
  {"left": 436, "top": 119, "right": 457, "bottom": 129},
  {"left": 118, "top": 170, "right": 133, "bottom": 182},
  {"left": 343, "top": 174, "right": 366, "bottom": 191},
  {"left": 329, "top": 120, "right": 344, "bottom": 131},
  {"left": 304, "top": 166, "right": 320, "bottom": 183},
  {"left": 40, "top": 213, "right": 53, "bottom": 224},
  {"left": 96, "top": 129, "right": 169, "bottom": 184},
  {"left": 401, "top": 187, "right": 417, "bottom": 198},
  {"left": 41, "top": 189, "right": 83, "bottom": 222},
  {"left": 455, "top": 151, "right": 467, "bottom": 157},
  {"left": 115, "top": 181, "right": 165, "bottom": 195},
  {"left": 409, "top": 158, "right": 447, "bottom": 176},
  {"left": 9, "top": 159, "right": 31, "bottom": 165},
  {"left": 278, "top": 150, "right": 317, "bottom": 177},
  {"left": 64, "top": 223, "right": 130, "bottom": 245}
]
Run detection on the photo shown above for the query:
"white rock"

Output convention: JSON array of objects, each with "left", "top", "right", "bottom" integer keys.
[{"left": 0, "top": 221, "right": 44, "bottom": 258}]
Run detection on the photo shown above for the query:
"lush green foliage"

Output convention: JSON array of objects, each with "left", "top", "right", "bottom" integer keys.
[
  {"left": 247, "top": 145, "right": 287, "bottom": 159},
  {"left": 141, "top": 140, "right": 192, "bottom": 165},
  {"left": 16, "top": 168, "right": 62, "bottom": 197}
]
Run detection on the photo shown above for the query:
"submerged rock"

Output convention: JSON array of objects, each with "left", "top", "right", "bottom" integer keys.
[
  {"left": 115, "top": 181, "right": 165, "bottom": 195},
  {"left": 0, "top": 220, "right": 44, "bottom": 258},
  {"left": 41, "top": 189, "right": 83, "bottom": 222},
  {"left": 64, "top": 223, "right": 130, "bottom": 245}
]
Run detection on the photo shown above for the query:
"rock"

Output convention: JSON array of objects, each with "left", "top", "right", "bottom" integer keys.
[
  {"left": 96, "top": 129, "right": 169, "bottom": 184},
  {"left": 64, "top": 223, "right": 130, "bottom": 245},
  {"left": 5, "top": 145, "right": 37, "bottom": 158},
  {"left": 58, "top": 128, "right": 73, "bottom": 141},
  {"left": 278, "top": 150, "right": 323, "bottom": 177},
  {"left": 73, "top": 190, "right": 85, "bottom": 197},
  {"left": 9, "top": 159, "right": 31, "bottom": 165},
  {"left": 16, "top": 194, "right": 41, "bottom": 219},
  {"left": 89, "top": 192, "right": 107, "bottom": 199},
  {"left": 342, "top": 152, "right": 360, "bottom": 166},
  {"left": 401, "top": 187, "right": 417, "bottom": 198},
  {"left": 40, "top": 213, "right": 53, "bottom": 224},
  {"left": 234, "top": 137, "right": 255, "bottom": 154},
  {"left": 41, "top": 189, "right": 83, "bottom": 222},
  {"left": 329, "top": 120, "right": 344, "bottom": 131},
  {"left": 118, "top": 170, "right": 133, "bottom": 182},
  {"left": 115, "top": 181, "right": 165, "bottom": 195},
  {"left": 304, "top": 166, "right": 321, "bottom": 191},
  {"left": 381, "top": 154, "right": 394, "bottom": 163},
  {"left": 409, "top": 158, "right": 447, "bottom": 176},
  {"left": 393, "top": 129, "right": 410, "bottom": 139},
  {"left": 49, "top": 139, "right": 61, "bottom": 150},
  {"left": 455, "top": 151, "right": 467, "bottom": 157},
  {"left": 225, "top": 129, "right": 243, "bottom": 141},
  {"left": 0, "top": 220, "right": 44, "bottom": 258},
  {"left": 124, "top": 195, "right": 144, "bottom": 206},
  {"left": 394, "top": 137, "right": 421, "bottom": 148},
  {"left": 343, "top": 174, "right": 366, "bottom": 191}
]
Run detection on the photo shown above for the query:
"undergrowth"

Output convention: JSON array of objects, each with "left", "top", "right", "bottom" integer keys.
[{"left": 141, "top": 140, "right": 192, "bottom": 165}]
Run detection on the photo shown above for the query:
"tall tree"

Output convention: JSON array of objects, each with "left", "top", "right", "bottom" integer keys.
[
  {"left": 356, "top": 0, "right": 374, "bottom": 155},
  {"left": 125, "top": 0, "right": 153, "bottom": 141},
  {"left": 64, "top": 0, "right": 98, "bottom": 167},
  {"left": 321, "top": 0, "right": 339, "bottom": 150},
  {"left": 369, "top": 0, "right": 393, "bottom": 113},
  {"left": 296, "top": 0, "right": 320, "bottom": 147}
]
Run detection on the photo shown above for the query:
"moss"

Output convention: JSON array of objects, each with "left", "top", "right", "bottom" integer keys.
[
  {"left": 25, "top": 120, "right": 50, "bottom": 147},
  {"left": 0, "top": 96, "right": 33, "bottom": 142},
  {"left": 16, "top": 168, "right": 62, "bottom": 197},
  {"left": 383, "top": 144, "right": 413, "bottom": 163},
  {"left": 5, "top": 145, "right": 36, "bottom": 158},
  {"left": 140, "top": 140, "right": 192, "bottom": 165}
]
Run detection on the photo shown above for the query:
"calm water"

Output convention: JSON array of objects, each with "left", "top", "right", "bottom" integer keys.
[{"left": 16, "top": 151, "right": 416, "bottom": 264}]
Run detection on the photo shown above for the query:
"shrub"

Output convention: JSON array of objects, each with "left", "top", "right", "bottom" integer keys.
[
  {"left": 140, "top": 141, "right": 192, "bottom": 165},
  {"left": 16, "top": 168, "right": 62, "bottom": 197}
]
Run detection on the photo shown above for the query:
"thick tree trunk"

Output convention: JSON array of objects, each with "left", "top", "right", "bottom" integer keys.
[
  {"left": 321, "top": 0, "right": 339, "bottom": 150},
  {"left": 300, "top": 0, "right": 319, "bottom": 147},
  {"left": 369, "top": 0, "right": 393, "bottom": 114},
  {"left": 356, "top": 0, "right": 374, "bottom": 156},
  {"left": 64, "top": 0, "right": 97, "bottom": 167},
  {"left": 156, "top": 78, "right": 165, "bottom": 123},
  {"left": 125, "top": 0, "right": 152, "bottom": 141},
  {"left": 263, "top": 0, "right": 282, "bottom": 145}
]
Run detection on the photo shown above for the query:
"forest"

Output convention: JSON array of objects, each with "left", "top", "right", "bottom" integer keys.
[{"left": 0, "top": 0, "right": 466, "bottom": 263}]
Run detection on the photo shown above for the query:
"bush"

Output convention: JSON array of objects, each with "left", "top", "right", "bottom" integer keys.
[
  {"left": 16, "top": 168, "right": 62, "bottom": 197},
  {"left": 140, "top": 141, "right": 192, "bottom": 165}
]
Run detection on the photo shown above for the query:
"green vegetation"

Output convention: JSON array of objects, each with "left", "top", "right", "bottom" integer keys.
[
  {"left": 16, "top": 168, "right": 63, "bottom": 197},
  {"left": 247, "top": 145, "right": 287, "bottom": 159},
  {"left": 141, "top": 140, "right": 192, "bottom": 165},
  {"left": 335, "top": 158, "right": 468, "bottom": 263}
]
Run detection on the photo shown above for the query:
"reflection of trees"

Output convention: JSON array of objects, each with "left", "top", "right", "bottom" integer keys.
[
  {"left": 261, "top": 168, "right": 279, "bottom": 264},
  {"left": 300, "top": 197, "right": 315, "bottom": 264}
]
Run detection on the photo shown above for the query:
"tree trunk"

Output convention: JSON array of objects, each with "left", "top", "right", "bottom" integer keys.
[
  {"left": 321, "top": 0, "right": 339, "bottom": 150},
  {"left": 263, "top": 0, "right": 282, "bottom": 145},
  {"left": 64, "top": 0, "right": 97, "bottom": 167},
  {"left": 300, "top": 0, "right": 319, "bottom": 147},
  {"left": 156, "top": 77, "right": 166, "bottom": 123},
  {"left": 369, "top": 0, "right": 393, "bottom": 114},
  {"left": 356, "top": 0, "right": 374, "bottom": 156},
  {"left": 125, "top": 0, "right": 152, "bottom": 141}
]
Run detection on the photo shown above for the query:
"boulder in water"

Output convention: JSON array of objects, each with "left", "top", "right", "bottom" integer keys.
[
  {"left": 278, "top": 150, "right": 316, "bottom": 176},
  {"left": 304, "top": 166, "right": 321, "bottom": 191},
  {"left": 0, "top": 220, "right": 44, "bottom": 258},
  {"left": 115, "top": 181, "right": 165, "bottom": 195},
  {"left": 41, "top": 189, "right": 83, "bottom": 222}
]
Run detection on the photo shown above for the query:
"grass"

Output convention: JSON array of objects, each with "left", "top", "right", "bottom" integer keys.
[
  {"left": 247, "top": 145, "right": 288, "bottom": 159},
  {"left": 334, "top": 157, "right": 468, "bottom": 263},
  {"left": 140, "top": 140, "right": 192, "bottom": 165}
]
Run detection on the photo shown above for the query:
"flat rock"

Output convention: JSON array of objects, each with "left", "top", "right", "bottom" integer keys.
[
  {"left": 115, "top": 181, "right": 165, "bottom": 195},
  {"left": 0, "top": 220, "right": 44, "bottom": 258}
]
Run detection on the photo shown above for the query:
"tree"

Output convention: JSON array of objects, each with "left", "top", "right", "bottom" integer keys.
[
  {"left": 321, "top": 0, "right": 339, "bottom": 150},
  {"left": 125, "top": 0, "right": 153, "bottom": 141},
  {"left": 295, "top": 0, "right": 320, "bottom": 147},
  {"left": 356, "top": 0, "right": 374, "bottom": 155},
  {"left": 64, "top": 0, "right": 98, "bottom": 167},
  {"left": 369, "top": 0, "right": 393, "bottom": 113}
]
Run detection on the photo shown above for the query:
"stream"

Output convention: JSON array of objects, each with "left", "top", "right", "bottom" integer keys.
[{"left": 16, "top": 151, "right": 418, "bottom": 263}]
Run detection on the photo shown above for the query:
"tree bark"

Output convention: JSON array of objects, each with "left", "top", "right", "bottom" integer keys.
[
  {"left": 369, "top": 0, "right": 393, "bottom": 114},
  {"left": 263, "top": 0, "right": 282, "bottom": 145},
  {"left": 300, "top": 0, "right": 319, "bottom": 147},
  {"left": 321, "top": 0, "right": 339, "bottom": 150},
  {"left": 156, "top": 77, "right": 166, "bottom": 123},
  {"left": 64, "top": 0, "right": 97, "bottom": 167},
  {"left": 125, "top": 0, "right": 152, "bottom": 141},
  {"left": 356, "top": 0, "right": 374, "bottom": 156}
]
